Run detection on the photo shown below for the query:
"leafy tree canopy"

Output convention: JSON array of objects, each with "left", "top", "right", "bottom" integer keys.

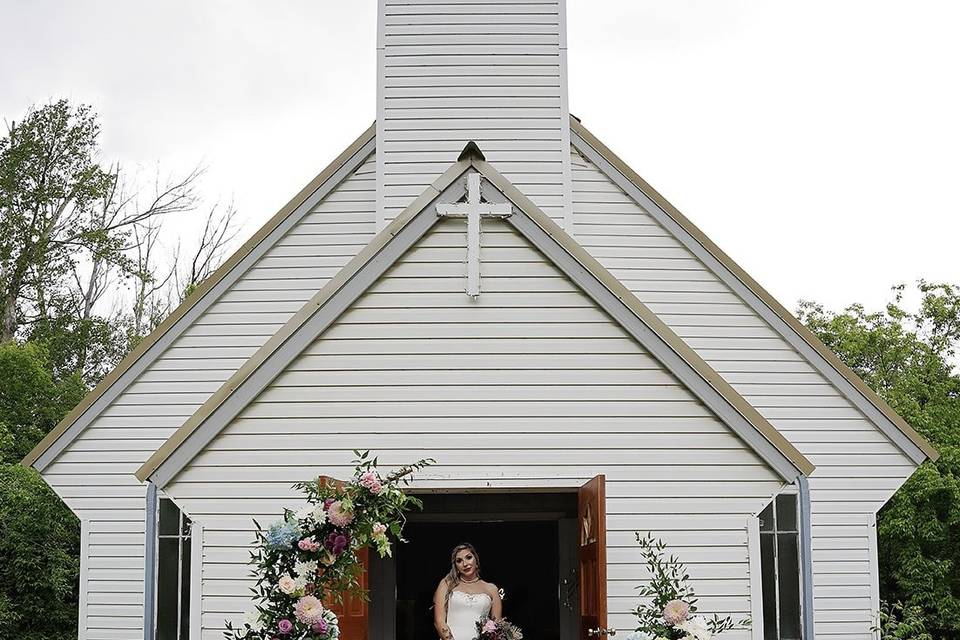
[{"left": 799, "top": 281, "right": 960, "bottom": 637}]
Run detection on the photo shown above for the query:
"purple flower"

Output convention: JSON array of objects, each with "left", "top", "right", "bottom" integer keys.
[
  {"left": 325, "top": 530, "right": 350, "bottom": 555},
  {"left": 277, "top": 619, "right": 293, "bottom": 634},
  {"left": 312, "top": 619, "right": 329, "bottom": 634}
]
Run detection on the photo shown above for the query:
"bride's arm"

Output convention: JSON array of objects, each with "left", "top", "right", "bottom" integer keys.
[
  {"left": 487, "top": 583, "right": 503, "bottom": 620},
  {"left": 433, "top": 581, "right": 452, "bottom": 640}
]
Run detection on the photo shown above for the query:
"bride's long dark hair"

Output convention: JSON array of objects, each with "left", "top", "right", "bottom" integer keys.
[{"left": 443, "top": 543, "right": 482, "bottom": 617}]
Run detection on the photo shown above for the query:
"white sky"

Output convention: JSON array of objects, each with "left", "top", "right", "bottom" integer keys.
[{"left": 2, "top": 1, "right": 958, "bottom": 314}]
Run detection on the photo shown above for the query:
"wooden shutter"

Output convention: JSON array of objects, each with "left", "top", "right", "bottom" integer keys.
[{"left": 578, "top": 475, "right": 609, "bottom": 640}]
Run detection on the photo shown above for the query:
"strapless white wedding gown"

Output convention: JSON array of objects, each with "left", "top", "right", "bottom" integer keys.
[{"left": 447, "top": 590, "right": 492, "bottom": 640}]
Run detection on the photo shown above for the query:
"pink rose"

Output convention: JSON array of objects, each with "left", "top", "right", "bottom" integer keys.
[
  {"left": 277, "top": 619, "right": 293, "bottom": 634},
  {"left": 482, "top": 619, "right": 498, "bottom": 634},
  {"left": 360, "top": 471, "right": 384, "bottom": 494},
  {"left": 663, "top": 599, "right": 690, "bottom": 624},
  {"left": 298, "top": 537, "right": 321, "bottom": 552}
]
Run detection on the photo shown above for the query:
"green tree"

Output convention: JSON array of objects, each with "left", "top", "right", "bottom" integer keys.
[
  {"left": 0, "top": 341, "right": 83, "bottom": 465},
  {"left": 0, "top": 341, "right": 84, "bottom": 640},
  {"left": 0, "top": 99, "right": 214, "bottom": 382},
  {"left": 0, "top": 464, "right": 80, "bottom": 640},
  {"left": 799, "top": 281, "right": 960, "bottom": 637}
]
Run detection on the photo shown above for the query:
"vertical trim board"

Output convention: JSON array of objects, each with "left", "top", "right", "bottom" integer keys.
[
  {"left": 78, "top": 518, "right": 90, "bottom": 640},
  {"left": 190, "top": 522, "right": 203, "bottom": 640},
  {"left": 143, "top": 482, "right": 158, "bottom": 640},
  {"left": 746, "top": 516, "right": 763, "bottom": 640},
  {"left": 797, "top": 476, "right": 815, "bottom": 640}
]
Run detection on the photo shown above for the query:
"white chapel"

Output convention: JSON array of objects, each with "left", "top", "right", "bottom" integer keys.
[{"left": 23, "top": 2, "right": 938, "bottom": 640}]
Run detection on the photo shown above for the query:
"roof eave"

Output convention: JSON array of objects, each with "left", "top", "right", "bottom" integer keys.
[
  {"left": 23, "top": 123, "right": 377, "bottom": 471},
  {"left": 140, "top": 151, "right": 814, "bottom": 488},
  {"left": 569, "top": 116, "right": 939, "bottom": 464}
]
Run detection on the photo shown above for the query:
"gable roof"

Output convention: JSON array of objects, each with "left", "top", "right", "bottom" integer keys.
[
  {"left": 22, "top": 124, "right": 377, "bottom": 471},
  {"left": 569, "top": 116, "right": 939, "bottom": 464},
  {"left": 137, "top": 144, "right": 815, "bottom": 488}
]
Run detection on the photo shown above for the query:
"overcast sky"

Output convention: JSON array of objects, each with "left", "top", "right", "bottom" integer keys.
[{"left": 3, "top": 1, "right": 958, "bottom": 314}]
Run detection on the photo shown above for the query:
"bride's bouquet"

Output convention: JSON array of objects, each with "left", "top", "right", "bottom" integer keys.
[{"left": 475, "top": 617, "right": 524, "bottom": 640}]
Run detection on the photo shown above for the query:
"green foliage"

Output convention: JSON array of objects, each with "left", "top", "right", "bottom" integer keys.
[
  {"left": 225, "top": 452, "right": 433, "bottom": 640},
  {"left": 0, "top": 99, "right": 119, "bottom": 341},
  {"left": 874, "top": 600, "right": 934, "bottom": 640},
  {"left": 631, "top": 532, "right": 748, "bottom": 639},
  {"left": 0, "top": 464, "right": 80, "bottom": 640},
  {"left": 0, "top": 341, "right": 83, "bottom": 465},
  {"left": 799, "top": 281, "right": 960, "bottom": 637}
]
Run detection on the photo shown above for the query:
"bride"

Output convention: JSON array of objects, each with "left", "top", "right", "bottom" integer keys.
[{"left": 433, "top": 543, "right": 502, "bottom": 640}]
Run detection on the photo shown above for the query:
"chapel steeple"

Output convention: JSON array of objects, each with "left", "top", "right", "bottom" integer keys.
[{"left": 376, "top": 0, "right": 572, "bottom": 230}]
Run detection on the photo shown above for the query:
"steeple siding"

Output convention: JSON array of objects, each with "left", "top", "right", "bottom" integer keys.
[{"left": 376, "top": 0, "right": 572, "bottom": 229}]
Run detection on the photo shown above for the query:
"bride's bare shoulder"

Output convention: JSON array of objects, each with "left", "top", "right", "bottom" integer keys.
[{"left": 481, "top": 580, "right": 499, "bottom": 595}]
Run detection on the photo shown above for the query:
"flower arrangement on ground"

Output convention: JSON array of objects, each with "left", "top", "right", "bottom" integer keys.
[
  {"left": 225, "top": 451, "right": 433, "bottom": 640},
  {"left": 625, "top": 532, "right": 750, "bottom": 640},
  {"left": 475, "top": 616, "right": 524, "bottom": 640}
]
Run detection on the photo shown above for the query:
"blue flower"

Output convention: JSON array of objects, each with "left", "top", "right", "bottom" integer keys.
[{"left": 264, "top": 520, "right": 302, "bottom": 550}]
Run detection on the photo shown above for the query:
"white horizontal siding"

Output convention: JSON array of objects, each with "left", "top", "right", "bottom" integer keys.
[
  {"left": 377, "top": 0, "right": 571, "bottom": 226},
  {"left": 41, "top": 153, "right": 377, "bottom": 638},
  {"left": 168, "top": 218, "right": 785, "bottom": 640},
  {"left": 570, "top": 147, "right": 914, "bottom": 639}
]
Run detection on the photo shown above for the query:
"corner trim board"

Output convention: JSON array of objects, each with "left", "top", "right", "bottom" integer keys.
[
  {"left": 746, "top": 516, "right": 763, "bottom": 640},
  {"left": 569, "top": 119, "right": 938, "bottom": 464},
  {"left": 78, "top": 519, "right": 90, "bottom": 640},
  {"left": 144, "top": 482, "right": 158, "bottom": 640},
  {"left": 190, "top": 522, "right": 203, "bottom": 640},
  {"left": 797, "top": 476, "right": 815, "bottom": 640}
]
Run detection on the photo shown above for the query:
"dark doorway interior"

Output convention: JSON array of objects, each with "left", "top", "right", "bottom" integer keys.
[
  {"left": 397, "top": 520, "right": 559, "bottom": 639},
  {"left": 373, "top": 492, "right": 579, "bottom": 640}
]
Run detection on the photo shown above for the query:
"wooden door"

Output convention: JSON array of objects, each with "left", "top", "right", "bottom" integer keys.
[
  {"left": 579, "top": 475, "right": 609, "bottom": 640},
  {"left": 317, "top": 476, "right": 369, "bottom": 640},
  {"left": 325, "top": 546, "right": 369, "bottom": 640}
]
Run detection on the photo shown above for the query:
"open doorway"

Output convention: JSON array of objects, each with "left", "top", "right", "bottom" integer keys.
[{"left": 370, "top": 491, "right": 580, "bottom": 640}]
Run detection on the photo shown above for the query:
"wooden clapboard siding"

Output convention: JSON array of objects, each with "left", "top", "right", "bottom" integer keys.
[
  {"left": 167, "top": 219, "right": 785, "bottom": 640},
  {"left": 570, "top": 147, "right": 910, "bottom": 638},
  {"left": 377, "top": 0, "right": 572, "bottom": 226},
  {"left": 40, "top": 153, "right": 377, "bottom": 639}
]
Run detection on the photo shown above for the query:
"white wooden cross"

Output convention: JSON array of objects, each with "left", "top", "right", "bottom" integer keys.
[{"left": 436, "top": 173, "right": 512, "bottom": 298}]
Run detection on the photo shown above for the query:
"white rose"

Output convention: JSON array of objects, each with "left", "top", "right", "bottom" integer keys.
[{"left": 277, "top": 573, "right": 297, "bottom": 594}]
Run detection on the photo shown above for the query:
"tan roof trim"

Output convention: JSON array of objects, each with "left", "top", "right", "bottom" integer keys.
[
  {"left": 140, "top": 152, "right": 814, "bottom": 486},
  {"left": 23, "top": 123, "right": 377, "bottom": 470},
  {"left": 135, "top": 158, "right": 470, "bottom": 483},
  {"left": 478, "top": 159, "right": 815, "bottom": 478},
  {"left": 570, "top": 117, "right": 939, "bottom": 463}
]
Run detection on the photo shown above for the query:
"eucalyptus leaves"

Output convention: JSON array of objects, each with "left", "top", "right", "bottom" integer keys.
[{"left": 627, "top": 532, "right": 749, "bottom": 640}]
